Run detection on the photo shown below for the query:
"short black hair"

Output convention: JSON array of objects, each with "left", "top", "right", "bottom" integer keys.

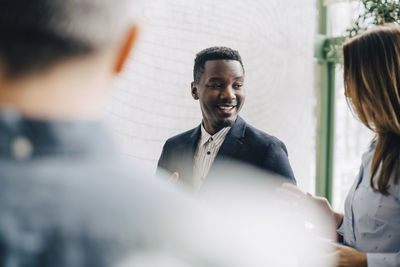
[
  {"left": 193, "top": 46, "right": 244, "bottom": 84},
  {"left": 0, "top": 0, "right": 136, "bottom": 79}
]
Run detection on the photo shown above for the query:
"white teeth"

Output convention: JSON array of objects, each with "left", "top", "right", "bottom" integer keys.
[{"left": 218, "top": 106, "right": 234, "bottom": 110}]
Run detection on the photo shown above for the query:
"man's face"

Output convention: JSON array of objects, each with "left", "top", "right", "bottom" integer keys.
[{"left": 191, "top": 60, "right": 245, "bottom": 135}]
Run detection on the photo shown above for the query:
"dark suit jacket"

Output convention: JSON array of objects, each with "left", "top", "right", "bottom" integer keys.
[{"left": 157, "top": 116, "right": 296, "bottom": 185}]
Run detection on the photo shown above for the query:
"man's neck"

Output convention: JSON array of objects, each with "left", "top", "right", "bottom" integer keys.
[
  {"left": 202, "top": 119, "right": 236, "bottom": 136},
  {"left": 0, "top": 54, "right": 114, "bottom": 119},
  {"left": 202, "top": 121, "right": 223, "bottom": 136}
]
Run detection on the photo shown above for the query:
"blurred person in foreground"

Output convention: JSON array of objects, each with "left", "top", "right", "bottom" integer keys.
[
  {"left": 0, "top": 1, "right": 258, "bottom": 266},
  {"left": 283, "top": 25, "right": 400, "bottom": 267},
  {"left": 157, "top": 46, "right": 296, "bottom": 191}
]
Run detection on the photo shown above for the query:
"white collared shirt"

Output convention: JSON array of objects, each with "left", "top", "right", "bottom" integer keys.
[{"left": 193, "top": 124, "right": 231, "bottom": 191}]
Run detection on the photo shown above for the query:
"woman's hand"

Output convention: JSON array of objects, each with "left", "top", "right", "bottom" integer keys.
[
  {"left": 279, "top": 183, "right": 343, "bottom": 228},
  {"left": 332, "top": 244, "right": 367, "bottom": 267}
]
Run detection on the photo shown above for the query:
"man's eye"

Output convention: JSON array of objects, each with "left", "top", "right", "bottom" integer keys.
[
  {"left": 207, "top": 84, "right": 223, "bottom": 89},
  {"left": 233, "top": 84, "right": 243, "bottom": 89}
]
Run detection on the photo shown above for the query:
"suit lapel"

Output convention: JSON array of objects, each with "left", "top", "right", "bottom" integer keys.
[
  {"left": 214, "top": 116, "right": 246, "bottom": 163},
  {"left": 179, "top": 125, "right": 200, "bottom": 185},
  {"left": 183, "top": 125, "right": 200, "bottom": 160}
]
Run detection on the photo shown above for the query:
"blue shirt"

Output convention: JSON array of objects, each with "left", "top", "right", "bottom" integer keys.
[
  {"left": 0, "top": 108, "right": 215, "bottom": 267},
  {"left": 338, "top": 142, "right": 400, "bottom": 267}
]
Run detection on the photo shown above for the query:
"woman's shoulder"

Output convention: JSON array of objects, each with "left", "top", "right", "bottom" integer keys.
[{"left": 361, "top": 139, "right": 377, "bottom": 166}]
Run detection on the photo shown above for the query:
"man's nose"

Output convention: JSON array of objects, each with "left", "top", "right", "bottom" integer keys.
[{"left": 219, "top": 85, "right": 236, "bottom": 100}]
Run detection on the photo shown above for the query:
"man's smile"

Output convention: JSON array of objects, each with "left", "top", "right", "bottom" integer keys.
[{"left": 216, "top": 103, "right": 237, "bottom": 115}]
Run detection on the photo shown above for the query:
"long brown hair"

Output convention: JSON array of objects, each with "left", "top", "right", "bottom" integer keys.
[{"left": 343, "top": 25, "right": 400, "bottom": 195}]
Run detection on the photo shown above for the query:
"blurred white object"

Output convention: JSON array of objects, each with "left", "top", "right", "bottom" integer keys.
[{"left": 157, "top": 161, "right": 337, "bottom": 267}]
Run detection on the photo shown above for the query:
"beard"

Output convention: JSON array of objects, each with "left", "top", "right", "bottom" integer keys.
[{"left": 213, "top": 117, "right": 236, "bottom": 130}]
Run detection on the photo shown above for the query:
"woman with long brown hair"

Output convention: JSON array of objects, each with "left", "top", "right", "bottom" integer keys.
[{"left": 284, "top": 25, "right": 400, "bottom": 267}]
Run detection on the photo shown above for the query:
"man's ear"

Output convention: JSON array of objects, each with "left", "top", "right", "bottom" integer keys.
[
  {"left": 191, "top": 82, "right": 199, "bottom": 100},
  {"left": 114, "top": 25, "right": 139, "bottom": 74}
]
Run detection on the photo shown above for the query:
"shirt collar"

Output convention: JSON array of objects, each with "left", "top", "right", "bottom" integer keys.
[
  {"left": 199, "top": 123, "right": 231, "bottom": 146},
  {"left": 0, "top": 107, "right": 115, "bottom": 160}
]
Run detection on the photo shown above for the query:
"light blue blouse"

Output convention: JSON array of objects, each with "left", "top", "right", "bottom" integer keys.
[{"left": 337, "top": 142, "right": 400, "bottom": 267}]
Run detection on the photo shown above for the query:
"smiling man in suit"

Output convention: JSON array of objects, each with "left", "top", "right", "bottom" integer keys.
[{"left": 158, "top": 47, "right": 296, "bottom": 191}]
